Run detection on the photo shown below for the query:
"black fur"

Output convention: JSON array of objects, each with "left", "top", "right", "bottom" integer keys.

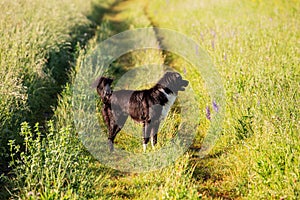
[{"left": 96, "top": 72, "right": 188, "bottom": 152}]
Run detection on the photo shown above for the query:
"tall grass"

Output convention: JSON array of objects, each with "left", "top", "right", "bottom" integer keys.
[
  {"left": 8, "top": 120, "right": 109, "bottom": 199},
  {"left": 2, "top": 0, "right": 299, "bottom": 199},
  {"left": 7, "top": 83, "right": 112, "bottom": 198},
  {"left": 147, "top": 0, "right": 300, "bottom": 198},
  {"left": 0, "top": 0, "right": 111, "bottom": 198},
  {"left": 0, "top": 0, "right": 94, "bottom": 165}
]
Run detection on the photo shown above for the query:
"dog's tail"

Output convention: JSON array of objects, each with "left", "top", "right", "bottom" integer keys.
[{"left": 94, "top": 76, "right": 113, "bottom": 104}]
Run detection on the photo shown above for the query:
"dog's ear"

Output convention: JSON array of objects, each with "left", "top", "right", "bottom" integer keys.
[{"left": 108, "top": 78, "right": 114, "bottom": 84}]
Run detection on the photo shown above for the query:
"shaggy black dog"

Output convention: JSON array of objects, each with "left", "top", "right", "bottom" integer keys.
[{"left": 96, "top": 72, "right": 189, "bottom": 152}]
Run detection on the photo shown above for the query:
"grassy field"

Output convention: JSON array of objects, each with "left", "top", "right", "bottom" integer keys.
[
  {"left": 1, "top": 0, "right": 299, "bottom": 199},
  {"left": 0, "top": 0, "right": 95, "bottom": 165}
]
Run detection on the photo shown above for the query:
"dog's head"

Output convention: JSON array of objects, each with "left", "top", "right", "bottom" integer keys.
[
  {"left": 95, "top": 77, "right": 113, "bottom": 102},
  {"left": 158, "top": 72, "right": 189, "bottom": 94}
]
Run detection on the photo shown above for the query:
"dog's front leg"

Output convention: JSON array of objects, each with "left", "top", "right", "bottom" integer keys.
[{"left": 148, "top": 105, "right": 162, "bottom": 150}]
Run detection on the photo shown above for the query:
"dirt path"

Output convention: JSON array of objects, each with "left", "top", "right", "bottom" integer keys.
[
  {"left": 87, "top": 1, "right": 206, "bottom": 198},
  {"left": 100, "top": 0, "right": 169, "bottom": 71},
  {"left": 89, "top": 0, "right": 179, "bottom": 197}
]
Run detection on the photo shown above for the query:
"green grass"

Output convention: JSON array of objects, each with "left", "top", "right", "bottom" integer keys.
[
  {"left": 0, "top": 0, "right": 108, "bottom": 198},
  {"left": 1, "top": 0, "right": 299, "bottom": 199},
  {"left": 0, "top": 0, "right": 96, "bottom": 164},
  {"left": 146, "top": 0, "right": 300, "bottom": 198}
]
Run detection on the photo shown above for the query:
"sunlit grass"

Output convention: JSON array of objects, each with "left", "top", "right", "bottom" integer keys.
[
  {"left": 147, "top": 0, "right": 300, "bottom": 198},
  {"left": 0, "top": 0, "right": 96, "bottom": 160},
  {"left": 2, "top": 0, "right": 299, "bottom": 199}
]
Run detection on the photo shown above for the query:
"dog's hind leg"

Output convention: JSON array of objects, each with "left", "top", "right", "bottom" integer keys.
[
  {"left": 102, "top": 105, "right": 112, "bottom": 131},
  {"left": 108, "top": 113, "right": 128, "bottom": 152},
  {"left": 101, "top": 106, "right": 116, "bottom": 152},
  {"left": 108, "top": 125, "right": 121, "bottom": 152},
  {"left": 143, "top": 122, "right": 151, "bottom": 152}
]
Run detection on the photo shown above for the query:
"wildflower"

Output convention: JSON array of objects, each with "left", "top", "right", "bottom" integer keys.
[
  {"left": 213, "top": 100, "right": 219, "bottom": 112},
  {"left": 157, "top": 42, "right": 162, "bottom": 50},
  {"left": 206, "top": 106, "right": 211, "bottom": 120},
  {"left": 211, "top": 40, "right": 215, "bottom": 50},
  {"left": 211, "top": 29, "right": 216, "bottom": 38}
]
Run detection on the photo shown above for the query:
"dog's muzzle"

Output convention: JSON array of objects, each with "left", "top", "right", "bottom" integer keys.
[{"left": 180, "top": 79, "right": 189, "bottom": 91}]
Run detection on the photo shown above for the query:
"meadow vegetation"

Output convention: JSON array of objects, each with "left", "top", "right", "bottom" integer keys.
[
  {"left": 0, "top": 0, "right": 299, "bottom": 199},
  {"left": 0, "top": 0, "right": 108, "bottom": 198},
  {"left": 147, "top": 0, "right": 299, "bottom": 198},
  {"left": 0, "top": 0, "right": 94, "bottom": 162}
]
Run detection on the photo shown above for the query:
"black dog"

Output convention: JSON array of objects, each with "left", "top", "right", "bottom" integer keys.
[{"left": 96, "top": 72, "right": 189, "bottom": 152}]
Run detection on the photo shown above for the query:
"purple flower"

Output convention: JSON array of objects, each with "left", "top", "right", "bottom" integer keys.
[
  {"left": 213, "top": 100, "right": 219, "bottom": 113},
  {"left": 157, "top": 42, "right": 162, "bottom": 49},
  {"left": 206, "top": 106, "right": 211, "bottom": 120},
  {"left": 211, "top": 40, "right": 215, "bottom": 50},
  {"left": 211, "top": 29, "right": 216, "bottom": 38}
]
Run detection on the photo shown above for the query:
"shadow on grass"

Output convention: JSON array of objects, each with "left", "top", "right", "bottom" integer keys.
[
  {"left": 93, "top": 1, "right": 136, "bottom": 79},
  {"left": 189, "top": 148, "right": 239, "bottom": 199}
]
